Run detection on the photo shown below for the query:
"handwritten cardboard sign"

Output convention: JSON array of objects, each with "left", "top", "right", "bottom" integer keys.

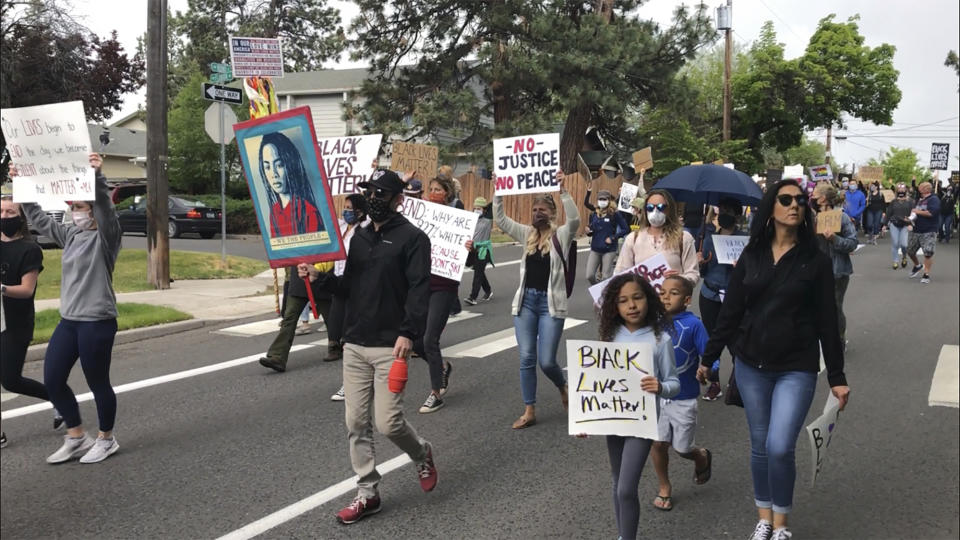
[
  {"left": 806, "top": 392, "right": 840, "bottom": 486},
  {"left": 810, "top": 163, "right": 833, "bottom": 181},
  {"left": 930, "top": 143, "right": 950, "bottom": 170},
  {"left": 493, "top": 133, "right": 560, "bottom": 196},
  {"left": 881, "top": 189, "right": 895, "bottom": 203},
  {"left": 588, "top": 253, "right": 670, "bottom": 304},
  {"left": 712, "top": 235, "right": 749, "bottom": 265},
  {"left": 399, "top": 197, "right": 479, "bottom": 281},
  {"left": 816, "top": 209, "right": 843, "bottom": 234},
  {"left": 567, "top": 339, "right": 658, "bottom": 438},
  {"left": 618, "top": 182, "right": 640, "bottom": 213},
  {"left": 858, "top": 166, "right": 884, "bottom": 184},
  {"left": 391, "top": 141, "right": 438, "bottom": 179},
  {"left": 317, "top": 134, "right": 382, "bottom": 196},
  {"left": 1, "top": 101, "right": 95, "bottom": 202},
  {"left": 632, "top": 147, "right": 653, "bottom": 172}
]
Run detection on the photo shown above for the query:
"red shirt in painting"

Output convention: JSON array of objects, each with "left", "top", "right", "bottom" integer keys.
[{"left": 269, "top": 199, "right": 323, "bottom": 237}]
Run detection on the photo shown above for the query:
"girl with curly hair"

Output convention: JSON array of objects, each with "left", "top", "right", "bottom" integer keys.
[
  {"left": 615, "top": 188, "right": 699, "bottom": 285},
  {"left": 594, "top": 272, "right": 679, "bottom": 540}
]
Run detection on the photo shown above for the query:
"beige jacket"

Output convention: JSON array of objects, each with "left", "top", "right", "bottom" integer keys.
[
  {"left": 614, "top": 228, "right": 700, "bottom": 285},
  {"left": 493, "top": 191, "right": 580, "bottom": 318}
]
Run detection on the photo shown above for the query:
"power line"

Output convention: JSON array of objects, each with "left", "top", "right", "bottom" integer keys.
[
  {"left": 756, "top": 0, "right": 806, "bottom": 43},
  {"left": 841, "top": 116, "right": 960, "bottom": 136}
]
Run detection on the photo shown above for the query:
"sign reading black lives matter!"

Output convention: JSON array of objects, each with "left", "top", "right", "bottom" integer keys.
[
  {"left": 567, "top": 339, "right": 659, "bottom": 438},
  {"left": 493, "top": 133, "right": 561, "bottom": 196},
  {"left": 1, "top": 100, "right": 95, "bottom": 202},
  {"left": 930, "top": 143, "right": 950, "bottom": 170}
]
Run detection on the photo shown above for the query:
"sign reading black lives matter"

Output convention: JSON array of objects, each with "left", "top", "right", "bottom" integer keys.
[
  {"left": 493, "top": 133, "right": 561, "bottom": 196},
  {"left": 930, "top": 143, "right": 950, "bottom": 170},
  {"left": 317, "top": 134, "right": 382, "bottom": 196},
  {"left": 567, "top": 339, "right": 659, "bottom": 438}
]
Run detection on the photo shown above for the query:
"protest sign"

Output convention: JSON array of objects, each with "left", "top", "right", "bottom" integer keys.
[
  {"left": 493, "top": 133, "right": 560, "bottom": 196},
  {"left": 951, "top": 170, "right": 959, "bottom": 184},
  {"left": 632, "top": 147, "right": 653, "bottom": 172},
  {"left": 783, "top": 164, "right": 804, "bottom": 179},
  {"left": 587, "top": 253, "right": 670, "bottom": 304},
  {"left": 391, "top": 141, "right": 438, "bottom": 179},
  {"left": 234, "top": 106, "right": 346, "bottom": 268},
  {"left": 806, "top": 392, "right": 841, "bottom": 486},
  {"left": 816, "top": 209, "right": 843, "bottom": 234},
  {"left": 881, "top": 189, "right": 895, "bottom": 203},
  {"left": 858, "top": 166, "right": 884, "bottom": 184},
  {"left": 930, "top": 143, "right": 950, "bottom": 170},
  {"left": 618, "top": 182, "right": 639, "bottom": 212},
  {"left": 399, "top": 197, "right": 479, "bottom": 281},
  {"left": 229, "top": 36, "right": 284, "bottom": 77},
  {"left": 712, "top": 235, "right": 749, "bottom": 265},
  {"left": 317, "top": 134, "right": 382, "bottom": 196},
  {"left": 809, "top": 164, "right": 833, "bottom": 182},
  {"left": 1, "top": 101, "right": 95, "bottom": 202},
  {"left": 567, "top": 339, "right": 658, "bottom": 438},
  {"left": 576, "top": 153, "right": 592, "bottom": 182}
]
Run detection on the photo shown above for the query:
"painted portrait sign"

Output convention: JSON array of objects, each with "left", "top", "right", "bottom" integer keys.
[{"left": 234, "top": 106, "right": 345, "bottom": 268}]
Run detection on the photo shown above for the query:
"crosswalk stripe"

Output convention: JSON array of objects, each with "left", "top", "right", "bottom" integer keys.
[
  {"left": 929, "top": 345, "right": 959, "bottom": 408},
  {"left": 447, "top": 318, "right": 588, "bottom": 358},
  {"left": 215, "top": 310, "right": 481, "bottom": 337}
]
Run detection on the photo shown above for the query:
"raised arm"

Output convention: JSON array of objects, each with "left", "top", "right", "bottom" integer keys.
[
  {"left": 560, "top": 190, "right": 580, "bottom": 232},
  {"left": 493, "top": 196, "right": 530, "bottom": 243},
  {"left": 90, "top": 154, "right": 121, "bottom": 253}
]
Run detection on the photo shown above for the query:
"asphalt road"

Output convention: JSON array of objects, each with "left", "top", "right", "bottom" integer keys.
[
  {"left": 3, "top": 237, "right": 958, "bottom": 539},
  {"left": 119, "top": 234, "right": 270, "bottom": 261}
]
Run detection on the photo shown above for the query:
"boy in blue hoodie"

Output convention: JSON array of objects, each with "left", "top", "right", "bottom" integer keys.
[{"left": 650, "top": 276, "right": 712, "bottom": 511}]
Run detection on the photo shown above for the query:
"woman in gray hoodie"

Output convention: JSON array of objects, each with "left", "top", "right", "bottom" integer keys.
[{"left": 17, "top": 153, "right": 122, "bottom": 464}]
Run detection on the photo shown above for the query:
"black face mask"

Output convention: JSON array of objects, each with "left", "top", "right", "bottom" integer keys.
[
  {"left": 366, "top": 194, "right": 396, "bottom": 222},
  {"left": 810, "top": 199, "right": 821, "bottom": 212},
  {"left": 717, "top": 213, "right": 736, "bottom": 230},
  {"left": 1, "top": 216, "right": 23, "bottom": 237}
]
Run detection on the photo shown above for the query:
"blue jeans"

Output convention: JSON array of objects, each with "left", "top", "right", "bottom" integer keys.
[
  {"left": 941, "top": 214, "right": 954, "bottom": 242},
  {"left": 865, "top": 209, "right": 882, "bottom": 236},
  {"left": 514, "top": 289, "right": 566, "bottom": 405},
  {"left": 889, "top": 223, "right": 909, "bottom": 263},
  {"left": 735, "top": 358, "right": 817, "bottom": 514}
]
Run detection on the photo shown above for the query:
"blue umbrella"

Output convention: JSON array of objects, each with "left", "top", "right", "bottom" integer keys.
[{"left": 652, "top": 164, "right": 763, "bottom": 206}]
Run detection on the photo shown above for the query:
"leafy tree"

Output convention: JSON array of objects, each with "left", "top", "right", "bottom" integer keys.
[
  {"left": 947, "top": 50, "right": 959, "bottom": 92},
  {"left": 867, "top": 147, "right": 931, "bottom": 186},
  {"left": 798, "top": 15, "right": 901, "bottom": 131},
  {"left": 763, "top": 137, "right": 827, "bottom": 169},
  {"left": 347, "top": 0, "right": 715, "bottom": 171}
]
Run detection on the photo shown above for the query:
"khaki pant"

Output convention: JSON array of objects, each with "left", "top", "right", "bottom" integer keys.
[{"left": 343, "top": 344, "right": 428, "bottom": 498}]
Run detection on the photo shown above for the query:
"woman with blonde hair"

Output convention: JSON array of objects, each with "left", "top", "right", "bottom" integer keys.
[
  {"left": 494, "top": 173, "right": 579, "bottom": 429},
  {"left": 615, "top": 189, "right": 699, "bottom": 285}
]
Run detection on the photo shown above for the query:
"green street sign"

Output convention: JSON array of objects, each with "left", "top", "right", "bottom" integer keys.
[
  {"left": 209, "top": 72, "right": 233, "bottom": 83},
  {"left": 209, "top": 62, "right": 231, "bottom": 74}
]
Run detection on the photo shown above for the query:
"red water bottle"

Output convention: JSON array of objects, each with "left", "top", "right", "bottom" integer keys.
[{"left": 388, "top": 358, "right": 408, "bottom": 393}]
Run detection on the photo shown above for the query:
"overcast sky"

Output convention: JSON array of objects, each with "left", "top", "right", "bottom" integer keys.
[{"left": 76, "top": 0, "right": 960, "bottom": 171}]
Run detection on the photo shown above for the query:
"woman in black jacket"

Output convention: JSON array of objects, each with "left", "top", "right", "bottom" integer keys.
[{"left": 696, "top": 179, "right": 851, "bottom": 540}]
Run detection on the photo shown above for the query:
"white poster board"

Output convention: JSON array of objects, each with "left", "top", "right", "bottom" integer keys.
[
  {"left": 399, "top": 197, "right": 478, "bottom": 281},
  {"left": 317, "top": 134, "right": 382, "bottom": 195},
  {"left": 229, "top": 36, "right": 284, "bottom": 77},
  {"left": 1, "top": 101, "right": 95, "bottom": 202},
  {"left": 618, "top": 182, "right": 639, "bottom": 212},
  {"left": 783, "top": 164, "right": 805, "bottom": 179},
  {"left": 493, "top": 133, "right": 560, "bottom": 196},
  {"left": 712, "top": 235, "right": 749, "bottom": 265},
  {"left": 587, "top": 253, "right": 671, "bottom": 304},
  {"left": 567, "top": 339, "right": 658, "bottom": 438},
  {"left": 806, "top": 392, "right": 841, "bottom": 486}
]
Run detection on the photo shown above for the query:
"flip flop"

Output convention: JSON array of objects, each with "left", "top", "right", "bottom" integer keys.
[
  {"left": 511, "top": 415, "right": 536, "bottom": 429},
  {"left": 653, "top": 495, "right": 673, "bottom": 511},
  {"left": 694, "top": 449, "right": 712, "bottom": 485}
]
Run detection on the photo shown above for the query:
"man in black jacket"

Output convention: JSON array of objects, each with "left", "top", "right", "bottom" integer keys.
[{"left": 301, "top": 169, "right": 437, "bottom": 525}]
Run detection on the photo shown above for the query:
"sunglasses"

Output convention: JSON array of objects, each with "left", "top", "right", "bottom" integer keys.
[
  {"left": 645, "top": 203, "right": 667, "bottom": 212},
  {"left": 776, "top": 194, "right": 808, "bottom": 207},
  {"left": 365, "top": 187, "right": 396, "bottom": 200}
]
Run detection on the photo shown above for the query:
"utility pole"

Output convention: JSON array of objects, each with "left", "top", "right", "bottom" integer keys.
[
  {"left": 825, "top": 124, "right": 833, "bottom": 164},
  {"left": 718, "top": 0, "right": 733, "bottom": 141},
  {"left": 146, "top": 0, "right": 170, "bottom": 288}
]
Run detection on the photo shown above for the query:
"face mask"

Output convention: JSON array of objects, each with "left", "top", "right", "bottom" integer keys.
[
  {"left": 810, "top": 199, "right": 821, "bottom": 212},
  {"left": 597, "top": 200, "right": 609, "bottom": 209},
  {"left": 897, "top": 192, "right": 906, "bottom": 198},
  {"left": 474, "top": 209, "right": 483, "bottom": 215},
  {"left": 342, "top": 209, "right": 358, "bottom": 225},
  {"left": 646, "top": 210, "right": 666, "bottom": 227},
  {"left": 717, "top": 213, "right": 736, "bottom": 230},
  {"left": 427, "top": 192, "right": 447, "bottom": 204},
  {"left": 73, "top": 211, "right": 94, "bottom": 230},
  {"left": 848, "top": 184, "right": 857, "bottom": 192},
  {"left": 841, "top": 182, "right": 849, "bottom": 189},
  {"left": 532, "top": 213, "right": 551, "bottom": 229},
  {"left": 1, "top": 215, "right": 23, "bottom": 237},
  {"left": 367, "top": 195, "right": 395, "bottom": 222}
]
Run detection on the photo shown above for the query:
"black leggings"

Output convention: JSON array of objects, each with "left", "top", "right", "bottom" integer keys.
[
  {"left": 606, "top": 435, "right": 653, "bottom": 540},
  {"left": 44, "top": 318, "right": 118, "bottom": 431},
  {"left": 413, "top": 289, "right": 454, "bottom": 391},
  {"left": 470, "top": 258, "right": 491, "bottom": 300},
  {"left": 1, "top": 328, "right": 53, "bottom": 401}
]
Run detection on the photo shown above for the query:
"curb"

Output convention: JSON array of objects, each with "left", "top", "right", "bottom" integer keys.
[
  {"left": 225, "top": 234, "right": 261, "bottom": 240},
  {"left": 25, "top": 319, "right": 210, "bottom": 363}
]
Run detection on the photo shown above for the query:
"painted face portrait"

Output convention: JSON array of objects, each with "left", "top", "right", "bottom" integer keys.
[{"left": 261, "top": 143, "right": 288, "bottom": 196}]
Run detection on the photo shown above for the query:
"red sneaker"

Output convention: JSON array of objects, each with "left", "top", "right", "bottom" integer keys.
[
  {"left": 335, "top": 495, "right": 381, "bottom": 524},
  {"left": 417, "top": 444, "right": 438, "bottom": 492}
]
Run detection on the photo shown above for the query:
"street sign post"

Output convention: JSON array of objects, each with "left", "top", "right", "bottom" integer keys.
[
  {"left": 204, "top": 103, "right": 238, "bottom": 264},
  {"left": 202, "top": 83, "right": 243, "bottom": 105}
]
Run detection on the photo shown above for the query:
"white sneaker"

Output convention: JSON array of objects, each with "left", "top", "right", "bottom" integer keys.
[
  {"left": 331, "top": 386, "right": 345, "bottom": 401},
  {"left": 46, "top": 434, "right": 95, "bottom": 464},
  {"left": 295, "top": 322, "right": 312, "bottom": 335},
  {"left": 79, "top": 436, "right": 119, "bottom": 464},
  {"left": 770, "top": 528, "right": 792, "bottom": 540},
  {"left": 749, "top": 519, "right": 773, "bottom": 540}
]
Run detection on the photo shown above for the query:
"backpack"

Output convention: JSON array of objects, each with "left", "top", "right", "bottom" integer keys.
[{"left": 551, "top": 234, "right": 577, "bottom": 298}]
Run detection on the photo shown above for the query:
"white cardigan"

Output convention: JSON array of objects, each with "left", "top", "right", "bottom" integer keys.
[{"left": 493, "top": 192, "right": 580, "bottom": 318}]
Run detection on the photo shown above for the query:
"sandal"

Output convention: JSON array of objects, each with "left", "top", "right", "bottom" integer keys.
[
  {"left": 652, "top": 495, "right": 673, "bottom": 511},
  {"left": 694, "top": 449, "right": 712, "bottom": 485},
  {"left": 511, "top": 415, "right": 536, "bottom": 429}
]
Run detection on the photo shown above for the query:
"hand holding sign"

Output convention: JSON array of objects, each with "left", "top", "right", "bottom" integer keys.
[
  {"left": 816, "top": 209, "right": 842, "bottom": 235},
  {"left": 493, "top": 133, "right": 560, "bottom": 196}
]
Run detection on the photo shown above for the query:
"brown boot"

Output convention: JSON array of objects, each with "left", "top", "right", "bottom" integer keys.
[{"left": 324, "top": 342, "right": 343, "bottom": 362}]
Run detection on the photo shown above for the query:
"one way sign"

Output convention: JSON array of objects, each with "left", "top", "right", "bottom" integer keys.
[{"left": 202, "top": 83, "right": 243, "bottom": 105}]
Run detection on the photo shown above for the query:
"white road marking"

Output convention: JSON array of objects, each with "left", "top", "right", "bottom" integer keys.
[
  {"left": 928, "top": 345, "right": 959, "bottom": 408},
  {"left": 1, "top": 391, "right": 19, "bottom": 403},
  {"left": 0, "top": 345, "right": 313, "bottom": 420},
  {"left": 446, "top": 318, "right": 588, "bottom": 358},
  {"left": 216, "top": 311, "right": 481, "bottom": 337},
  {"left": 217, "top": 454, "right": 412, "bottom": 540}
]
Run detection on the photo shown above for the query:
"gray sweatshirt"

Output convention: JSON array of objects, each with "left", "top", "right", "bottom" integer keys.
[{"left": 22, "top": 172, "right": 121, "bottom": 320}]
